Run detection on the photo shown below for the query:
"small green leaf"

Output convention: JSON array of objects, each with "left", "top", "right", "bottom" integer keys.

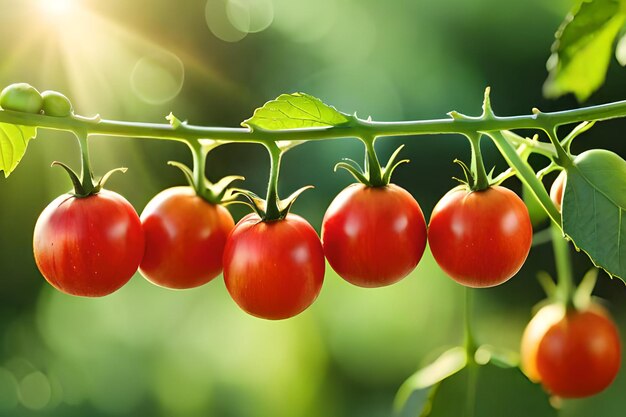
[
  {"left": 562, "top": 149, "right": 626, "bottom": 281},
  {"left": 544, "top": 0, "right": 626, "bottom": 101},
  {"left": 242, "top": 93, "right": 349, "bottom": 130},
  {"left": 0, "top": 123, "right": 37, "bottom": 177}
]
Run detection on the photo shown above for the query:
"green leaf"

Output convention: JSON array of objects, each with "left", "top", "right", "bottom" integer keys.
[
  {"left": 617, "top": 32, "right": 626, "bottom": 65},
  {"left": 242, "top": 93, "right": 349, "bottom": 130},
  {"left": 424, "top": 363, "right": 556, "bottom": 417},
  {"left": 394, "top": 347, "right": 466, "bottom": 416},
  {"left": 562, "top": 149, "right": 626, "bottom": 280},
  {"left": 543, "top": 0, "right": 626, "bottom": 102},
  {"left": 0, "top": 123, "right": 37, "bottom": 177},
  {"left": 397, "top": 352, "right": 555, "bottom": 417}
]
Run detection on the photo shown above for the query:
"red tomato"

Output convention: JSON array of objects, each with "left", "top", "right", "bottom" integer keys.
[
  {"left": 139, "top": 187, "right": 235, "bottom": 289},
  {"left": 321, "top": 183, "right": 427, "bottom": 287},
  {"left": 33, "top": 190, "right": 144, "bottom": 297},
  {"left": 550, "top": 171, "right": 566, "bottom": 212},
  {"left": 223, "top": 213, "right": 325, "bottom": 320},
  {"left": 428, "top": 185, "right": 532, "bottom": 287},
  {"left": 521, "top": 304, "right": 621, "bottom": 398}
]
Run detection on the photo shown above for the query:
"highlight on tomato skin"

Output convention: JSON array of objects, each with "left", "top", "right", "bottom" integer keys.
[
  {"left": 33, "top": 189, "right": 145, "bottom": 297},
  {"left": 427, "top": 185, "right": 533, "bottom": 288},
  {"left": 223, "top": 213, "right": 325, "bottom": 320},
  {"left": 321, "top": 183, "right": 427, "bottom": 288},
  {"left": 520, "top": 303, "right": 622, "bottom": 398},
  {"left": 139, "top": 186, "right": 235, "bottom": 290}
]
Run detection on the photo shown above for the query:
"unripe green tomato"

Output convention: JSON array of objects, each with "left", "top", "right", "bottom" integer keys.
[
  {"left": 0, "top": 83, "right": 43, "bottom": 114},
  {"left": 42, "top": 90, "right": 73, "bottom": 117}
]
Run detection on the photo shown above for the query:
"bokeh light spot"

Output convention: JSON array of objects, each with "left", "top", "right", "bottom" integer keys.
[
  {"left": 205, "top": 0, "right": 248, "bottom": 42},
  {"left": 18, "top": 371, "right": 51, "bottom": 410},
  {"left": 226, "top": 0, "right": 274, "bottom": 34},
  {"left": 130, "top": 50, "right": 185, "bottom": 105}
]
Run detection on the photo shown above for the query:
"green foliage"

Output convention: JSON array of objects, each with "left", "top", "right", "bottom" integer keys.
[
  {"left": 395, "top": 348, "right": 555, "bottom": 417},
  {"left": 617, "top": 33, "right": 626, "bottom": 65},
  {"left": 562, "top": 149, "right": 626, "bottom": 281},
  {"left": 544, "top": 0, "right": 626, "bottom": 101},
  {"left": 242, "top": 93, "right": 349, "bottom": 130},
  {"left": 0, "top": 123, "right": 37, "bottom": 177}
]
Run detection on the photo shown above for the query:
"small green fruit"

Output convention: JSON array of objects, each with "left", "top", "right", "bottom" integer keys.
[
  {"left": 42, "top": 90, "right": 73, "bottom": 117},
  {"left": 0, "top": 83, "right": 43, "bottom": 114}
]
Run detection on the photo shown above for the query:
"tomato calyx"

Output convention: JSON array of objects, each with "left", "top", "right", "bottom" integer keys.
[
  {"left": 232, "top": 185, "right": 314, "bottom": 221},
  {"left": 51, "top": 160, "right": 127, "bottom": 198},
  {"left": 167, "top": 160, "right": 243, "bottom": 205},
  {"left": 334, "top": 143, "right": 409, "bottom": 187}
]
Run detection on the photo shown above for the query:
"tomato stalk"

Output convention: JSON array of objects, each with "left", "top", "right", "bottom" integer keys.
[
  {"left": 487, "top": 131, "right": 561, "bottom": 226},
  {"left": 362, "top": 135, "right": 384, "bottom": 187},
  {"left": 551, "top": 222, "right": 575, "bottom": 307},
  {"left": 467, "top": 134, "right": 490, "bottom": 191},
  {"left": 264, "top": 142, "right": 283, "bottom": 221},
  {"left": 77, "top": 132, "right": 96, "bottom": 195}
]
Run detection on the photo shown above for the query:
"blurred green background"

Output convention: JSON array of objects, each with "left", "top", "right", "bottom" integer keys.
[{"left": 1, "top": 0, "right": 626, "bottom": 416}]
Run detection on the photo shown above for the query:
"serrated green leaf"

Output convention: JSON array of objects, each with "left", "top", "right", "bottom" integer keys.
[
  {"left": 543, "top": 0, "right": 626, "bottom": 101},
  {"left": 242, "top": 93, "right": 349, "bottom": 130},
  {"left": 562, "top": 149, "right": 626, "bottom": 281},
  {"left": 0, "top": 123, "right": 37, "bottom": 177}
]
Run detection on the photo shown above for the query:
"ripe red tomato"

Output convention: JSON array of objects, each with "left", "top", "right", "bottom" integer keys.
[
  {"left": 521, "top": 304, "right": 621, "bottom": 398},
  {"left": 33, "top": 190, "right": 144, "bottom": 297},
  {"left": 223, "top": 213, "right": 325, "bottom": 320},
  {"left": 321, "top": 183, "right": 427, "bottom": 287},
  {"left": 139, "top": 187, "right": 235, "bottom": 289},
  {"left": 428, "top": 185, "right": 532, "bottom": 287},
  {"left": 549, "top": 171, "right": 566, "bottom": 212}
]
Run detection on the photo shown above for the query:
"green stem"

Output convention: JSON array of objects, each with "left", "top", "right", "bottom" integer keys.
[
  {"left": 551, "top": 222, "right": 575, "bottom": 307},
  {"left": 487, "top": 131, "right": 561, "bottom": 225},
  {"left": 76, "top": 132, "right": 95, "bottom": 195},
  {"left": 187, "top": 140, "right": 210, "bottom": 201},
  {"left": 363, "top": 136, "right": 384, "bottom": 187},
  {"left": 264, "top": 142, "right": 283, "bottom": 221},
  {"left": 468, "top": 134, "right": 489, "bottom": 190},
  {"left": 0, "top": 98, "right": 625, "bottom": 144},
  {"left": 464, "top": 288, "right": 477, "bottom": 360}
]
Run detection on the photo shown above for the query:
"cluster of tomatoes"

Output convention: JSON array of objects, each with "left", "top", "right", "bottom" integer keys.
[{"left": 32, "top": 177, "right": 535, "bottom": 314}]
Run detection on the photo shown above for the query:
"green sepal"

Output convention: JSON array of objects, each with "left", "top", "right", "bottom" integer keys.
[
  {"left": 278, "top": 185, "right": 314, "bottom": 218},
  {"left": 230, "top": 188, "right": 267, "bottom": 218},
  {"left": 95, "top": 167, "right": 128, "bottom": 192},
  {"left": 51, "top": 161, "right": 87, "bottom": 196},
  {"left": 334, "top": 158, "right": 369, "bottom": 184},
  {"left": 168, "top": 160, "right": 243, "bottom": 205},
  {"left": 381, "top": 144, "right": 409, "bottom": 185},
  {"left": 51, "top": 161, "right": 126, "bottom": 198},
  {"left": 168, "top": 160, "right": 196, "bottom": 190},
  {"left": 230, "top": 185, "right": 314, "bottom": 221},
  {"left": 206, "top": 175, "right": 246, "bottom": 203}
]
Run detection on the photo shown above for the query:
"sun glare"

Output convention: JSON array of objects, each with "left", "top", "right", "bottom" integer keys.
[{"left": 38, "top": 0, "right": 77, "bottom": 19}]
